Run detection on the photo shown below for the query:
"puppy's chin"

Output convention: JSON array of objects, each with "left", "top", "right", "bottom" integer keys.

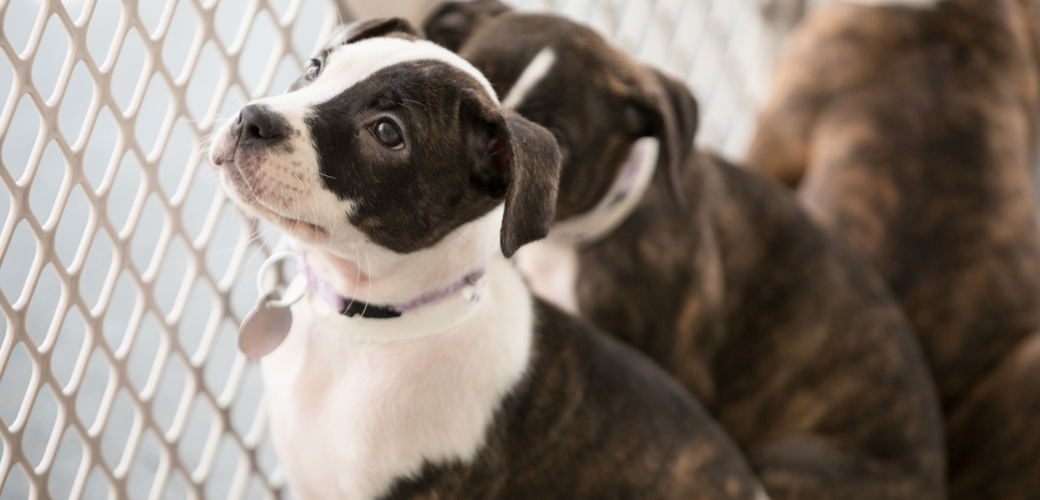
[{"left": 217, "top": 168, "right": 332, "bottom": 243}]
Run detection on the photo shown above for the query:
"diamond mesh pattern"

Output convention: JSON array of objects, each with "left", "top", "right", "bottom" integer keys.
[
  {"left": 0, "top": 0, "right": 795, "bottom": 498},
  {"left": 508, "top": 0, "right": 790, "bottom": 157},
  {"left": 0, "top": 0, "right": 340, "bottom": 497}
]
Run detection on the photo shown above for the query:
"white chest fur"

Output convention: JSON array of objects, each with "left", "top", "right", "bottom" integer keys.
[{"left": 260, "top": 258, "right": 533, "bottom": 500}]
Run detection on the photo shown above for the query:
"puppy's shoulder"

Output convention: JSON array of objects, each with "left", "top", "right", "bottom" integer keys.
[
  {"left": 381, "top": 298, "right": 765, "bottom": 499},
  {"left": 527, "top": 298, "right": 699, "bottom": 400},
  {"left": 705, "top": 153, "right": 899, "bottom": 305},
  {"left": 499, "top": 298, "right": 766, "bottom": 498},
  {"left": 703, "top": 153, "right": 819, "bottom": 239}
]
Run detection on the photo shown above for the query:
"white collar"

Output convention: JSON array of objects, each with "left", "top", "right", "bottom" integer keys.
[{"left": 545, "top": 137, "right": 660, "bottom": 246}]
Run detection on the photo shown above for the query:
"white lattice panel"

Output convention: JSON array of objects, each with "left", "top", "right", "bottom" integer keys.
[
  {"left": 0, "top": 0, "right": 793, "bottom": 498},
  {"left": 505, "top": 0, "right": 789, "bottom": 158},
  {"left": 0, "top": 0, "right": 342, "bottom": 497}
]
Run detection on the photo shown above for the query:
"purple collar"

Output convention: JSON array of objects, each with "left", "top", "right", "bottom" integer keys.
[{"left": 298, "top": 254, "right": 487, "bottom": 319}]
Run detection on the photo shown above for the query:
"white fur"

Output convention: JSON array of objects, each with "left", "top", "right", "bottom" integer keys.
[
  {"left": 840, "top": 0, "right": 944, "bottom": 8},
  {"left": 298, "top": 207, "right": 505, "bottom": 335},
  {"left": 262, "top": 256, "right": 533, "bottom": 500},
  {"left": 515, "top": 239, "right": 580, "bottom": 315},
  {"left": 295, "top": 205, "right": 504, "bottom": 307},
  {"left": 263, "top": 208, "right": 533, "bottom": 500},
  {"left": 501, "top": 47, "right": 557, "bottom": 109}
]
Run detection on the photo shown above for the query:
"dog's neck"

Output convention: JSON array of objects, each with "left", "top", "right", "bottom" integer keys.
[
  {"left": 261, "top": 206, "right": 535, "bottom": 500},
  {"left": 300, "top": 253, "right": 486, "bottom": 317},
  {"left": 289, "top": 206, "right": 505, "bottom": 340},
  {"left": 546, "top": 137, "right": 660, "bottom": 246},
  {"left": 262, "top": 260, "right": 533, "bottom": 500},
  {"left": 298, "top": 206, "right": 504, "bottom": 307},
  {"left": 515, "top": 142, "right": 696, "bottom": 315}
]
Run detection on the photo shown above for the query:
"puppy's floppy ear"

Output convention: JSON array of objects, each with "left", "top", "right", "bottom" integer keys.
[
  {"left": 342, "top": 17, "right": 423, "bottom": 44},
  {"left": 422, "top": 0, "right": 512, "bottom": 52},
  {"left": 631, "top": 68, "right": 699, "bottom": 206},
  {"left": 460, "top": 91, "right": 562, "bottom": 257}
]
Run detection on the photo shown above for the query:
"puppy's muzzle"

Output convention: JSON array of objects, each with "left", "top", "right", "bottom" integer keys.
[{"left": 212, "top": 104, "right": 290, "bottom": 167}]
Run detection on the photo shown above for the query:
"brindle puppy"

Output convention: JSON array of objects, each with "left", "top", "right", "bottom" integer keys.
[
  {"left": 747, "top": 0, "right": 1040, "bottom": 498},
  {"left": 425, "top": 4, "right": 947, "bottom": 500}
]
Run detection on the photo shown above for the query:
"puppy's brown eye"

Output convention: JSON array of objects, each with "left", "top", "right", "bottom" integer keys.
[{"left": 371, "top": 119, "right": 404, "bottom": 149}]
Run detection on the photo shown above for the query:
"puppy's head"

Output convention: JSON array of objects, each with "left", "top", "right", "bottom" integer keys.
[
  {"left": 425, "top": 7, "right": 698, "bottom": 219},
  {"left": 423, "top": 0, "right": 512, "bottom": 53},
  {"left": 209, "top": 18, "right": 561, "bottom": 258}
]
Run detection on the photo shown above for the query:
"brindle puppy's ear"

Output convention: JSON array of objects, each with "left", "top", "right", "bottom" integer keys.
[
  {"left": 461, "top": 91, "right": 562, "bottom": 257},
  {"left": 632, "top": 68, "right": 699, "bottom": 206},
  {"left": 422, "top": 0, "right": 512, "bottom": 52},
  {"left": 342, "top": 17, "right": 423, "bottom": 44}
]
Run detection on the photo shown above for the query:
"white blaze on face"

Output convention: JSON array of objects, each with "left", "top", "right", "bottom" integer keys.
[
  {"left": 211, "top": 36, "right": 499, "bottom": 243},
  {"left": 501, "top": 47, "right": 557, "bottom": 109},
  {"left": 267, "top": 36, "right": 499, "bottom": 114}
]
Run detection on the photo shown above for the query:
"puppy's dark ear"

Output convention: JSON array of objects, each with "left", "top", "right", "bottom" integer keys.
[
  {"left": 497, "top": 114, "right": 562, "bottom": 257},
  {"left": 422, "top": 0, "right": 511, "bottom": 52},
  {"left": 342, "top": 17, "right": 423, "bottom": 44},
  {"left": 461, "top": 91, "right": 562, "bottom": 257},
  {"left": 632, "top": 68, "right": 699, "bottom": 206}
]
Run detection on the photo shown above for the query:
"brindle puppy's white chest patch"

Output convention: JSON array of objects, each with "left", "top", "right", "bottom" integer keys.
[{"left": 515, "top": 240, "right": 580, "bottom": 315}]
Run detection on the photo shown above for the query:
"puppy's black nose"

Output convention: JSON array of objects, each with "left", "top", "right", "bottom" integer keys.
[{"left": 234, "top": 104, "right": 289, "bottom": 144}]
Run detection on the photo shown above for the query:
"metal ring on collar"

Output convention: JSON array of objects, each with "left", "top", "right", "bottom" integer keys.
[{"left": 257, "top": 251, "right": 308, "bottom": 309}]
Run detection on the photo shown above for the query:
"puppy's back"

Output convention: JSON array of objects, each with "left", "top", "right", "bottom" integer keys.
[
  {"left": 749, "top": 0, "right": 1040, "bottom": 408},
  {"left": 749, "top": 1, "right": 1040, "bottom": 497}
]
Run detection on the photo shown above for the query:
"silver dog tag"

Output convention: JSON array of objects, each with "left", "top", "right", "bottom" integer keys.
[{"left": 240, "top": 291, "right": 293, "bottom": 359}]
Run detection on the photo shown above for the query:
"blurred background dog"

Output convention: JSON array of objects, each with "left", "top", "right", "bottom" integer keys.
[{"left": 749, "top": 0, "right": 1040, "bottom": 497}]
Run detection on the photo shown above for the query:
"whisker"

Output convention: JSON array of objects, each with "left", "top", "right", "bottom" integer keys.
[
  {"left": 362, "top": 242, "right": 373, "bottom": 317},
  {"left": 349, "top": 240, "right": 363, "bottom": 309},
  {"left": 453, "top": 228, "right": 474, "bottom": 251},
  {"left": 400, "top": 98, "right": 427, "bottom": 110}
]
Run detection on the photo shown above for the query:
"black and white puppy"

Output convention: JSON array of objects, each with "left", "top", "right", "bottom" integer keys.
[{"left": 209, "top": 18, "right": 767, "bottom": 500}]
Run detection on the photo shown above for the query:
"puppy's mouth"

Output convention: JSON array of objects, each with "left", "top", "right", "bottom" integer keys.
[{"left": 215, "top": 152, "right": 331, "bottom": 242}]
